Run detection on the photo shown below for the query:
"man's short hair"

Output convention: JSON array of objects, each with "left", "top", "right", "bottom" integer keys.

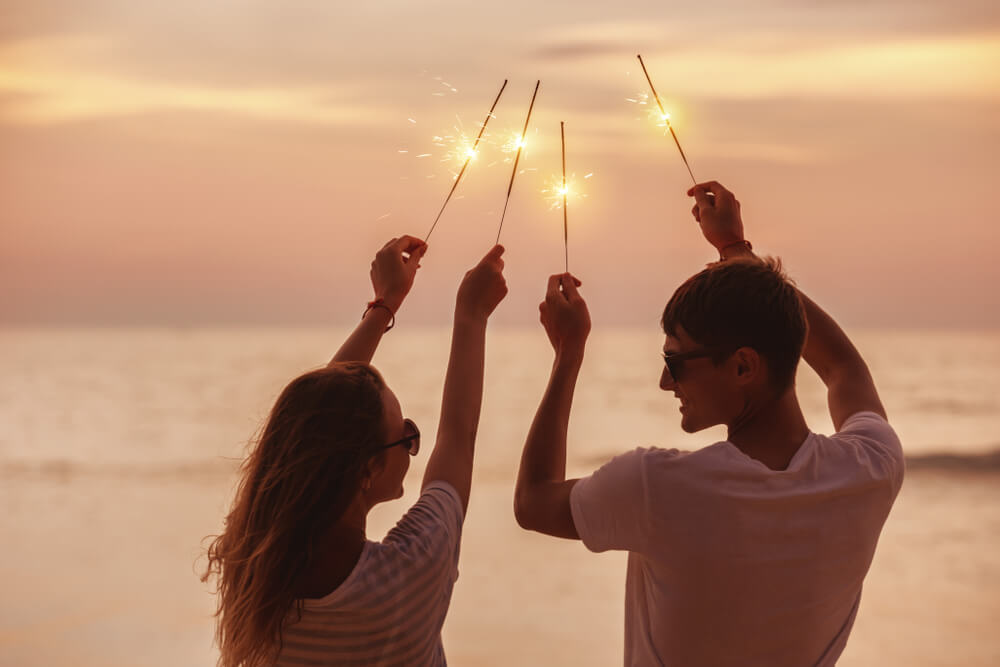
[{"left": 661, "top": 257, "right": 807, "bottom": 392}]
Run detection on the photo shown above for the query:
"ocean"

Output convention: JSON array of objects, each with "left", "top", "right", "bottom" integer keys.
[{"left": 1, "top": 326, "right": 998, "bottom": 665}]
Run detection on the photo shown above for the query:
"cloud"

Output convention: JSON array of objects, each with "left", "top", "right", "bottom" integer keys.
[
  {"left": 532, "top": 30, "right": 1000, "bottom": 101},
  {"left": 0, "top": 36, "right": 395, "bottom": 125},
  {"left": 531, "top": 41, "right": 632, "bottom": 60}
]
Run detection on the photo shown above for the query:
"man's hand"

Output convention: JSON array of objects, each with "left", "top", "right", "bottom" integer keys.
[
  {"left": 371, "top": 235, "right": 428, "bottom": 313},
  {"left": 687, "top": 181, "right": 747, "bottom": 255},
  {"left": 455, "top": 245, "right": 508, "bottom": 323},
  {"left": 539, "top": 273, "right": 590, "bottom": 361}
]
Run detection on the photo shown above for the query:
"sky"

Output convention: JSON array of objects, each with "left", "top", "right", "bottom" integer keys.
[{"left": 1, "top": 0, "right": 998, "bottom": 327}]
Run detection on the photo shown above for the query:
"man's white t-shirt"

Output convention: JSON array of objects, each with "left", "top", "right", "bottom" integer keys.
[
  {"left": 570, "top": 411, "right": 904, "bottom": 667},
  {"left": 277, "top": 482, "right": 464, "bottom": 667}
]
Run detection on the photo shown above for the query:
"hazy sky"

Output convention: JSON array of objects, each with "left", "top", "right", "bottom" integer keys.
[{"left": 2, "top": 0, "right": 998, "bottom": 327}]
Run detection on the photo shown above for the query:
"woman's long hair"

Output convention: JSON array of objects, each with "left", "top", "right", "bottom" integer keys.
[{"left": 202, "top": 362, "right": 387, "bottom": 667}]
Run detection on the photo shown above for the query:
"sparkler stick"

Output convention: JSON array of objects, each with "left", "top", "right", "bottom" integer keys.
[
  {"left": 495, "top": 80, "right": 541, "bottom": 245},
  {"left": 424, "top": 79, "right": 508, "bottom": 242},
  {"left": 636, "top": 54, "right": 697, "bottom": 186},
  {"left": 561, "top": 121, "right": 568, "bottom": 273}
]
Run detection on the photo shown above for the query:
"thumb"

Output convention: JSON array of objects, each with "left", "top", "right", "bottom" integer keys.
[
  {"left": 484, "top": 244, "right": 505, "bottom": 263},
  {"left": 690, "top": 186, "right": 711, "bottom": 210}
]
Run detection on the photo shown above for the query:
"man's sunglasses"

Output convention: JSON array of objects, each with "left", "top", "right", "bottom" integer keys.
[
  {"left": 662, "top": 348, "right": 726, "bottom": 382},
  {"left": 377, "top": 418, "right": 420, "bottom": 456}
]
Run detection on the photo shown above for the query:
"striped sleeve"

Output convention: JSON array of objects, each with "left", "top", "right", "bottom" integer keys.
[
  {"left": 276, "top": 483, "right": 466, "bottom": 666},
  {"left": 383, "top": 481, "right": 464, "bottom": 575}
]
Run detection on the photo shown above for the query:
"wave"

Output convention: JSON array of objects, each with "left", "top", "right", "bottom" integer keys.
[
  {"left": 3, "top": 448, "right": 1000, "bottom": 480},
  {"left": 578, "top": 448, "right": 1000, "bottom": 473},
  {"left": 0, "top": 458, "right": 240, "bottom": 480},
  {"left": 903, "top": 449, "right": 1000, "bottom": 472}
]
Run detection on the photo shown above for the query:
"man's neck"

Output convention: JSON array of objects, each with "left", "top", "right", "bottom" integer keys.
[{"left": 726, "top": 389, "right": 810, "bottom": 471}]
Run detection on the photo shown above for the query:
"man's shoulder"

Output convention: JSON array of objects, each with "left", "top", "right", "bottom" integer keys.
[
  {"left": 610, "top": 441, "right": 743, "bottom": 478},
  {"left": 822, "top": 411, "right": 903, "bottom": 462},
  {"left": 809, "top": 412, "right": 904, "bottom": 495}
]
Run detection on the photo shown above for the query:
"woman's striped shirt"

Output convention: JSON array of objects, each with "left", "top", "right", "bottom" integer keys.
[{"left": 277, "top": 482, "right": 464, "bottom": 667}]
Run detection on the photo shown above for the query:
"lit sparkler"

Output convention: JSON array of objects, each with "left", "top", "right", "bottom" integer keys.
[
  {"left": 495, "top": 80, "right": 541, "bottom": 245},
  {"left": 636, "top": 54, "right": 697, "bottom": 185},
  {"left": 424, "top": 79, "right": 508, "bottom": 242}
]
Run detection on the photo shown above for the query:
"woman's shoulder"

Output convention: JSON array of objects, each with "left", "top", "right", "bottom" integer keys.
[{"left": 380, "top": 481, "right": 464, "bottom": 563}]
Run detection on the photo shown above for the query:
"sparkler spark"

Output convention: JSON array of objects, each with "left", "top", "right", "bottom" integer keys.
[
  {"left": 441, "top": 135, "right": 481, "bottom": 169},
  {"left": 495, "top": 80, "right": 541, "bottom": 245},
  {"left": 423, "top": 79, "right": 508, "bottom": 242},
  {"left": 542, "top": 176, "right": 576, "bottom": 210},
  {"left": 636, "top": 54, "right": 698, "bottom": 185},
  {"left": 501, "top": 132, "right": 528, "bottom": 154}
]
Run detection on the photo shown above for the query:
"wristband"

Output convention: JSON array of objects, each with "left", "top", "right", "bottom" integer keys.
[
  {"left": 719, "top": 239, "right": 753, "bottom": 260},
  {"left": 363, "top": 298, "right": 395, "bottom": 332}
]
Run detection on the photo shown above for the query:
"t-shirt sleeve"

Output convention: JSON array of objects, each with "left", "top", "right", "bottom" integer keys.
[
  {"left": 833, "top": 411, "right": 905, "bottom": 494},
  {"left": 383, "top": 481, "right": 464, "bottom": 579},
  {"left": 570, "top": 449, "right": 652, "bottom": 554}
]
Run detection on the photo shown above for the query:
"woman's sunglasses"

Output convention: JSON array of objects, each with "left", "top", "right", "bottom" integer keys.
[{"left": 377, "top": 418, "right": 420, "bottom": 456}]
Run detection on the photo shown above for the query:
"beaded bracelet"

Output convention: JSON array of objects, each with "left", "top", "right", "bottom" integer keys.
[{"left": 719, "top": 239, "right": 753, "bottom": 260}]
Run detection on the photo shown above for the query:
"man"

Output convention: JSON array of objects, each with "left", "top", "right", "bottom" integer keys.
[{"left": 514, "top": 181, "right": 904, "bottom": 666}]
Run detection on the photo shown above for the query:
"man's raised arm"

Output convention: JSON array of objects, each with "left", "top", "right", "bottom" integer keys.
[
  {"left": 513, "top": 274, "right": 590, "bottom": 539},
  {"left": 688, "top": 181, "right": 886, "bottom": 431}
]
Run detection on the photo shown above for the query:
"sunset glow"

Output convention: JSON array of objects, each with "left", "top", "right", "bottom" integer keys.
[{"left": 0, "top": 7, "right": 997, "bottom": 327}]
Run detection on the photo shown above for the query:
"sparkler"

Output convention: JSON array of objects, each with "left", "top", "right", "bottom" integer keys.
[
  {"left": 636, "top": 54, "right": 697, "bottom": 186},
  {"left": 424, "top": 79, "right": 508, "bottom": 242},
  {"left": 560, "top": 121, "right": 569, "bottom": 273},
  {"left": 495, "top": 80, "right": 540, "bottom": 245}
]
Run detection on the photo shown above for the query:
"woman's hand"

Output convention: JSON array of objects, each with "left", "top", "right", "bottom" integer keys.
[
  {"left": 371, "top": 235, "right": 428, "bottom": 312},
  {"left": 539, "top": 273, "right": 590, "bottom": 362},
  {"left": 455, "top": 245, "right": 508, "bottom": 323}
]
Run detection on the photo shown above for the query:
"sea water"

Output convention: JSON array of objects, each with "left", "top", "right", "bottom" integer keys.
[{"left": 1, "top": 327, "right": 998, "bottom": 665}]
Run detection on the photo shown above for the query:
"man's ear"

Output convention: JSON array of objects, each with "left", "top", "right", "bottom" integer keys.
[{"left": 732, "top": 347, "right": 762, "bottom": 386}]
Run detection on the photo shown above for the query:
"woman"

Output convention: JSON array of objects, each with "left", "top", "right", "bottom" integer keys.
[{"left": 203, "top": 235, "right": 508, "bottom": 666}]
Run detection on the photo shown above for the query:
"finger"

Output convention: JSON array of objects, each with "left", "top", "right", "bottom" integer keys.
[
  {"left": 573, "top": 277, "right": 582, "bottom": 287},
  {"left": 691, "top": 204, "right": 701, "bottom": 222},
  {"left": 411, "top": 243, "right": 429, "bottom": 262},
  {"left": 381, "top": 237, "right": 399, "bottom": 251},
  {"left": 546, "top": 274, "right": 563, "bottom": 301},
  {"left": 689, "top": 186, "right": 712, "bottom": 210},
  {"left": 698, "top": 181, "right": 735, "bottom": 203},
  {"left": 391, "top": 235, "right": 426, "bottom": 256},
  {"left": 482, "top": 244, "right": 505, "bottom": 264},
  {"left": 561, "top": 273, "right": 582, "bottom": 300}
]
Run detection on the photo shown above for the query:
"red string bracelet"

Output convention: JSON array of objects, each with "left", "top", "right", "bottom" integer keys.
[{"left": 363, "top": 298, "right": 395, "bottom": 332}]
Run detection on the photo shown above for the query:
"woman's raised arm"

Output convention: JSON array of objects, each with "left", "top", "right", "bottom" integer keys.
[{"left": 330, "top": 235, "right": 427, "bottom": 365}]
